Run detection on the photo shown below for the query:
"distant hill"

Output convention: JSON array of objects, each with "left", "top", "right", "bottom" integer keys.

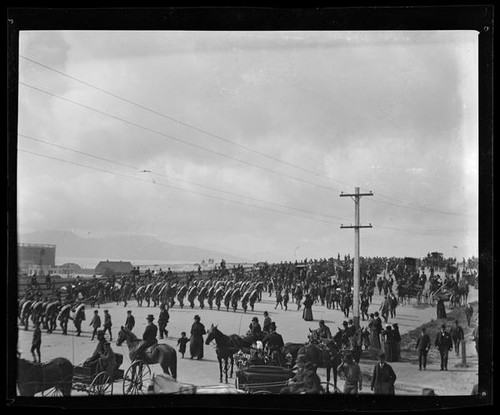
[{"left": 18, "top": 230, "right": 250, "bottom": 264}]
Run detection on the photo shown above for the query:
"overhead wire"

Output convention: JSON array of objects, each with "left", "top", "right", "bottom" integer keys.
[
  {"left": 19, "top": 55, "right": 473, "bottom": 218},
  {"left": 18, "top": 133, "right": 348, "bottom": 222},
  {"left": 18, "top": 148, "right": 344, "bottom": 226}
]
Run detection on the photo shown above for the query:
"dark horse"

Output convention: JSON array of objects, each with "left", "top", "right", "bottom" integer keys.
[
  {"left": 17, "top": 357, "right": 73, "bottom": 396},
  {"left": 205, "top": 324, "right": 238, "bottom": 383},
  {"left": 116, "top": 326, "right": 177, "bottom": 379},
  {"left": 298, "top": 329, "right": 345, "bottom": 393}
]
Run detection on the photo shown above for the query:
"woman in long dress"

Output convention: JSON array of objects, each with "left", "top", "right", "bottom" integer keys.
[
  {"left": 189, "top": 314, "right": 206, "bottom": 360},
  {"left": 368, "top": 314, "right": 381, "bottom": 350},
  {"left": 302, "top": 294, "right": 314, "bottom": 321}
]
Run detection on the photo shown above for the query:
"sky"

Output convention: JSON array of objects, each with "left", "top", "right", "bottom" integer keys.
[{"left": 15, "top": 30, "right": 479, "bottom": 263}]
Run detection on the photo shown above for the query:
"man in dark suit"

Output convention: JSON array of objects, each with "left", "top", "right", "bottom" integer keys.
[
  {"left": 370, "top": 352, "right": 397, "bottom": 395},
  {"left": 415, "top": 327, "right": 431, "bottom": 370},
  {"left": 158, "top": 303, "right": 170, "bottom": 339},
  {"left": 435, "top": 324, "right": 453, "bottom": 370},
  {"left": 135, "top": 314, "right": 158, "bottom": 360},
  {"left": 124, "top": 310, "right": 135, "bottom": 331},
  {"left": 450, "top": 320, "right": 464, "bottom": 356}
]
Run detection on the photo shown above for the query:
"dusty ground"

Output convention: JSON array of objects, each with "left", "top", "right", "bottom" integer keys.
[{"left": 16, "top": 284, "right": 478, "bottom": 396}]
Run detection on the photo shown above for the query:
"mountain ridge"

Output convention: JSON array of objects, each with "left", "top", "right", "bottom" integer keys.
[{"left": 18, "top": 230, "right": 250, "bottom": 264}]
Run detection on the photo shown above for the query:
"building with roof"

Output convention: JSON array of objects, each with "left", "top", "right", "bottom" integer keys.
[{"left": 95, "top": 260, "right": 134, "bottom": 275}]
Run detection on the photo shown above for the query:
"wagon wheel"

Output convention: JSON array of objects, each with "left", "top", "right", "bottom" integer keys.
[
  {"left": 320, "top": 381, "right": 339, "bottom": 394},
  {"left": 123, "top": 360, "right": 151, "bottom": 395},
  {"left": 89, "top": 371, "right": 113, "bottom": 395}
]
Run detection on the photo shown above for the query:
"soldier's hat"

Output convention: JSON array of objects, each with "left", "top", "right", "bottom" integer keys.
[
  {"left": 146, "top": 314, "right": 155, "bottom": 321},
  {"left": 252, "top": 317, "right": 258, "bottom": 322},
  {"left": 194, "top": 315, "right": 201, "bottom": 320}
]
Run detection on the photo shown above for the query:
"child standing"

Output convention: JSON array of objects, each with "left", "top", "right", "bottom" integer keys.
[{"left": 177, "top": 331, "right": 190, "bottom": 358}]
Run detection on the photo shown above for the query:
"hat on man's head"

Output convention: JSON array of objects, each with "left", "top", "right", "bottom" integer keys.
[
  {"left": 319, "top": 319, "right": 325, "bottom": 325},
  {"left": 441, "top": 324, "right": 446, "bottom": 329},
  {"left": 270, "top": 322, "right": 277, "bottom": 330},
  {"left": 374, "top": 311, "right": 379, "bottom": 316},
  {"left": 146, "top": 314, "right": 155, "bottom": 321},
  {"left": 252, "top": 317, "right": 258, "bottom": 322},
  {"left": 194, "top": 315, "right": 201, "bottom": 320},
  {"left": 97, "top": 329, "right": 105, "bottom": 336},
  {"left": 342, "top": 321, "right": 348, "bottom": 326}
]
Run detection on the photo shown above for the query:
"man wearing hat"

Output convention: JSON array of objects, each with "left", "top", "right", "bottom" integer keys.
[
  {"left": 262, "top": 322, "right": 285, "bottom": 366},
  {"left": 190, "top": 315, "right": 206, "bottom": 360},
  {"left": 158, "top": 303, "right": 170, "bottom": 340},
  {"left": 248, "top": 317, "right": 263, "bottom": 341},
  {"left": 84, "top": 329, "right": 108, "bottom": 372},
  {"left": 281, "top": 358, "right": 321, "bottom": 394},
  {"left": 337, "top": 353, "right": 363, "bottom": 394},
  {"left": 435, "top": 324, "right": 453, "bottom": 370},
  {"left": 124, "top": 310, "right": 135, "bottom": 331},
  {"left": 415, "top": 327, "right": 431, "bottom": 370},
  {"left": 317, "top": 320, "right": 332, "bottom": 340},
  {"left": 262, "top": 311, "right": 272, "bottom": 334},
  {"left": 135, "top": 314, "right": 158, "bottom": 360},
  {"left": 450, "top": 320, "right": 464, "bottom": 357},
  {"left": 370, "top": 352, "right": 396, "bottom": 395}
]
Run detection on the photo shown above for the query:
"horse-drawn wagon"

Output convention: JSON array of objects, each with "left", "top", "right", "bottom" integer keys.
[
  {"left": 235, "top": 365, "right": 295, "bottom": 394},
  {"left": 72, "top": 354, "right": 151, "bottom": 395}
]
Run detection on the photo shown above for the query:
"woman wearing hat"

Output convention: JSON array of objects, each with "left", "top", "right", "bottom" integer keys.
[
  {"left": 190, "top": 315, "right": 206, "bottom": 360},
  {"left": 302, "top": 294, "right": 314, "bottom": 321}
]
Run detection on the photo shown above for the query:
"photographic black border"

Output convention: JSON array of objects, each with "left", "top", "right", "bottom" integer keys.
[{"left": 5, "top": 6, "right": 494, "bottom": 413}]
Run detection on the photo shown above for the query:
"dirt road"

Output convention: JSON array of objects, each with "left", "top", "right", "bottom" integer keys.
[{"left": 16, "top": 285, "right": 478, "bottom": 395}]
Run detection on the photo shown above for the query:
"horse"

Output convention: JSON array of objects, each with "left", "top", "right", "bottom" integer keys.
[
  {"left": 17, "top": 357, "right": 73, "bottom": 397},
  {"left": 116, "top": 326, "right": 177, "bottom": 379},
  {"left": 300, "top": 330, "right": 343, "bottom": 392},
  {"left": 205, "top": 324, "right": 237, "bottom": 383}
]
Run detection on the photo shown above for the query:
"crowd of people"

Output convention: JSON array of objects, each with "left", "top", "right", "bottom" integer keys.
[{"left": 19, "top": 254, "right": 478, "bottom": 395}]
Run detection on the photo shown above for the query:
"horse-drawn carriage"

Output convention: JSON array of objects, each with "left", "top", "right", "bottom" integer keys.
[
  {"left": 72, "top": 354, "right": 125, "bottom": 396},
  {"left": 72, "top": 353, "right": 152, "bottom": 395},
  {"left": 234, "top": 364, "right": 295, "bottom": 394}
]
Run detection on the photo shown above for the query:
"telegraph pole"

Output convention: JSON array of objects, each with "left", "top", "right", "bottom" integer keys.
[{"left": 340, "top": 187, "right": 373, "bottom": 328}]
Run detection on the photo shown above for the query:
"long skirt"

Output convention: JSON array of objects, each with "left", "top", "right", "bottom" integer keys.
[
  {"left": 189, "top": 335, "right": 204, "bottom": 359},
  {"left": 370, "top": 330, "right": 381, "bottom": 350},
  {"left": 302, "top": 307, "right": 313, "bottom": 321},
  {"left": 384, "top": 341, "right": 394, "bottom": 362}
]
